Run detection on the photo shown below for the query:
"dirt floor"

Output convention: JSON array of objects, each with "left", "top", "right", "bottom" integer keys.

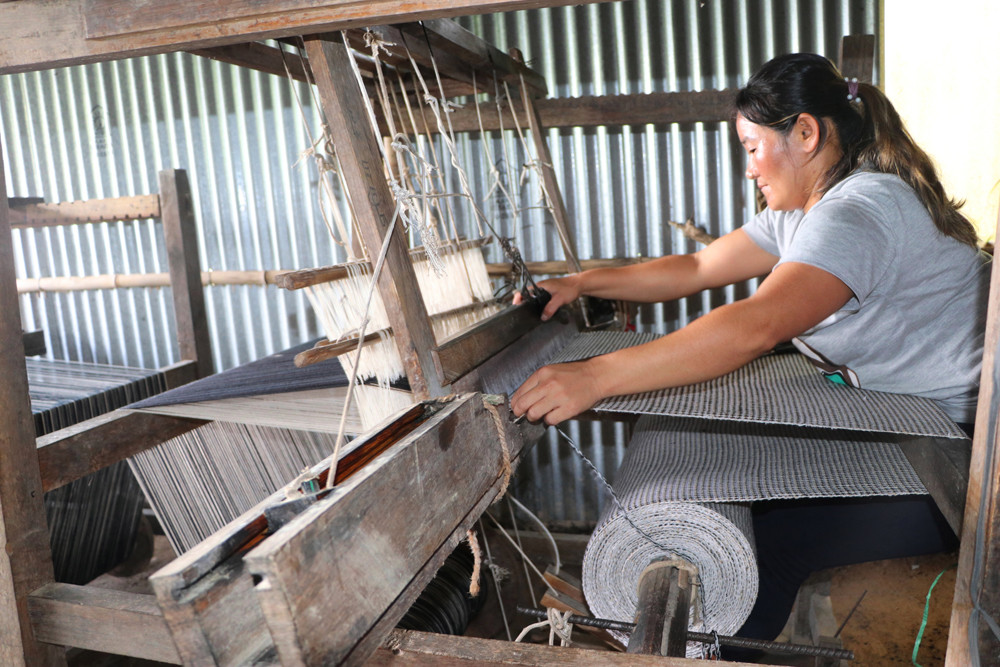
[{"left": 827, "top": 550, "right": 958, "bottom": 667}]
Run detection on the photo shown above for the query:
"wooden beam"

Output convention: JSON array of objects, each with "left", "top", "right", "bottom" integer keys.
[
  {"left": 367, "top": 629, "right": 759, "bottom": 666},
  {"left": 0, "top": 138, "right": 66, "bottom": 667},
  {"left": 0, "top": 0, "right": 606, "bottom": 75},
  {"left": 897, "top": 436, "right": 971, "bottom": 537},
  {"left": 946, "top": 206, "right": 1000, "bottom": 665},
  {"left": 487, "top": 257, "right": 651, "bottom": 277},
  {"left": 443, "top": 90, "right": 736, "bottom": 134},
  {"left": 160, "top": 169, "right": 214, "bottom": 380},
  {"left": 434, "top": 303, "right": 547, "bottom": 385},
  {"left": 188, "top": 41, "right": 312, "bottom": 83},
  {"left": 397, "top": 19, "right": 547, "bottom": 96},
  {"left": 27, "top": 583, "right": 181, "bottom": 664},
  {"left": 244, "top": 394, "right": 540, "bottom": 666},
  {"left": 36, "top": 409, "right": 206, "bottom": 493},
  {"left": 305, "top": 34, "right": 443, "bottom": 399},
  {"left": 8, "top": 194, "right": 160, "bottom": 228},
  {"left": 514, "top": 49, "right": 581, "bottom": 274}
]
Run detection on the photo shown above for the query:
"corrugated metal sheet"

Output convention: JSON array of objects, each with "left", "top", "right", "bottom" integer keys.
[{"left": 1, "top": 0, "right": 877, "bottom": 524}]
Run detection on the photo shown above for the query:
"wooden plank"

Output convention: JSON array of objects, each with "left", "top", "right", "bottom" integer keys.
[
  {"left": 838, "top": 34, "right": 877, "bottom": 84},
  {"left": 433, "top": 303, "right": 548, "bottom": 385},
  {"left": 396, "top": 19, "right": 547, "bottom": 96},
  {"left": 27, "top": 583, "right": 181, "bottom": 664},
  {"left": 36, "top": 409, "right": 206, "bottom": 493},
  {"left": 946, "top": 207, "right": 1000, "bottom": 665},
  {"left": 366, "top": 629, "right": 760, "bottom": 666},
  {"left": 160, "top": 169, "right": 215, "bottom": 380},
  {"left": 189, "top": 41, "right": 312, "bottom": 83},
  {"left": 0, "top": 146, "right": 66, "bottom": 667},
  {"left": 487, "top": 257, "right": 651, "bottom": 277},
  {"left": 449, "top": 311, "right": 578, "bottom": 395},
  {"left": 8, "top": 193, "right": 160, "bottom": 228},
  {"left": 0, "top": 0, "right": 604, "bottom": 75},
  {"left": 151, "top": 500, "right": 276, "bottom": 666},
  {"left": 444, "top": 89, "right": 735, "bottom": 134},
  {"left": 147, "top": 402, "right": 442, "bottom": 665},
  {"left": 244, "top": 394, "right": 537, "bottom": 667},
  {"left": 897, "top": 436, "right": 971, "bottom": 537},
  {"left": 304, "top": 34, "right": 443, "bottom": 399}
]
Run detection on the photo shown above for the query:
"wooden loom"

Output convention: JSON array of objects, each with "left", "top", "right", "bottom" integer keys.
[{"left": 0, "top": 6, "right": 998, "bottom": 667}]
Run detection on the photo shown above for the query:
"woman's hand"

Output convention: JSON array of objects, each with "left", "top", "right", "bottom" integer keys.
[
  {"left": 511, "top": 359, "right": 605, "bottom": 425},
  {"left": 512, "top": 275, "right": 582, "bottom": 321}
]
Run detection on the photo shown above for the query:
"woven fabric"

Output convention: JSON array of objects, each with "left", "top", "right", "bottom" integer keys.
[
  {"left": 547, "top": 331, "right": 966, "bottom": 438},
  {"left": 615, "top": 415, "right": 926, "bottom": 503},
  {"left": 583, "top": 501, "right": 757, "bottom": 657}
]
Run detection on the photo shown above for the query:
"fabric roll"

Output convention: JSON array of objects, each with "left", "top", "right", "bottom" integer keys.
[
  {"left": 582, "top": 412, "right": 931, "bottom": 657},
  {"left": 583, "top": 500, "right": 757, "bottom": 658}
]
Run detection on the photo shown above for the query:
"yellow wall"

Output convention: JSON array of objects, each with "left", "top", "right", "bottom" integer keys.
[{"left": 883, "top": 0, "right": 1000, "bottom": 242}]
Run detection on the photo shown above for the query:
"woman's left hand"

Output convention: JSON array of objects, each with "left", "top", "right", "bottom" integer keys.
[{"left": 511, "top": 360, "right": 605, "bottom": 425}]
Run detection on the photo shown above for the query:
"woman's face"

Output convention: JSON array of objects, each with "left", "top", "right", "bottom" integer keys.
[{"left": 736, "top": 113, "right": 808, "bottom": 212}]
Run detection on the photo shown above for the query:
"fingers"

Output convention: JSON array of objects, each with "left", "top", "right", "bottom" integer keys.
[
  {"left": 540, "top": 295, "right": 564, "bottom": 322},
  {"left": 510, "top": 365, "right": 582, "bottom": 426}
]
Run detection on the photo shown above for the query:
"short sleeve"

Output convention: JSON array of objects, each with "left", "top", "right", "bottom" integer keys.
[
  {"left": 777, "top": 192, "right": 897, "bottom": 305},
  {"left": 741, "top": 207, "right": 782, "bottom": 256}
]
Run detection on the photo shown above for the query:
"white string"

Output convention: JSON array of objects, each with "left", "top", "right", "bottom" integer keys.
[
  {"left": 509, "top": 495, "right": 562, "bottom": 573},
  {"left": 483, "top": 511, "right": 557, "bottom": 598},
  {"left": 514, "top": 607, "right": 574, "bottom": 646},
  {"left": 478, "top": 518, "right": 513, "bottom": 641}
]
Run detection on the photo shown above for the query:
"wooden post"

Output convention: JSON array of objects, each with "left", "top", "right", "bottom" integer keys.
[
  {"left": 946, "top": 205, "right": 1000, "bottom": 665},
  {"left": 626, "top": 560, "right": 692, "bottom": 658},
  {"left": 510, "top": 48, "right": 583, "bottom": 276},
  {"left": 159, "top": 169, "right": 214, "bottom": 380},
  {"left": 0, "top": 153, "right": 66, "bottom": 666},
  {"left": 304, "top": 34, "right": 444, "bottom": 400}
]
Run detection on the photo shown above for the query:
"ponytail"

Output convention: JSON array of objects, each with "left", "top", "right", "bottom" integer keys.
[
  {"left": 735, "top": 53, "right": 979, "bottom": 247},
  {"left": 852, "top": 84, "right": 979, "bottom": 247}
]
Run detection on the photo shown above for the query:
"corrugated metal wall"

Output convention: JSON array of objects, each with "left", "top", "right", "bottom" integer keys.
[{"left": 1, "top": 0, "right": 877, "bottom": 524}]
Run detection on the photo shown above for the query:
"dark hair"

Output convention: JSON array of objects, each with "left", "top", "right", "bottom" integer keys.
[{"left": 735, "top": 53, "right": 978, "bottom": 247}]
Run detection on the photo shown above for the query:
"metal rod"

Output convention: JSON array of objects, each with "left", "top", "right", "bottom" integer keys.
[{"left": 515, "top": 607, "right": 855, "bottom": 660}]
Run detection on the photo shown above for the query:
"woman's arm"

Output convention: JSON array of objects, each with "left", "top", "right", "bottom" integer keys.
[
  {"left": 522, "top": 229, "right": 780, "bottom": 321},
  {"left": 511, "top": 261, "right": 854, "bottom": 424}
]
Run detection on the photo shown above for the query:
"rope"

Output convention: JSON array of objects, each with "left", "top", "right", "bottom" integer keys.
[
  {"left": 480, "top": 396, "right": 512, "bottom": 500},
  {"left": 515, "top": 607, "right": 575, "bottom": 646},
  {"left": 466, "top": 528, "right": 483, "bottom": 597}
]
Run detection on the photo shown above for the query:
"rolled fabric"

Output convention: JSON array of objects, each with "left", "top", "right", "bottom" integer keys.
[{"left": 583, "top": 500, "right": 757, "bottom": 658}]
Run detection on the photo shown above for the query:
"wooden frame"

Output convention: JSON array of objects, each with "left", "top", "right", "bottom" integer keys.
[
  {"left": 0, "top": 169, "right": 213, "bottom": 666},
  {"left": 0, "top": 3, "right": 994, "bottom": 664}
]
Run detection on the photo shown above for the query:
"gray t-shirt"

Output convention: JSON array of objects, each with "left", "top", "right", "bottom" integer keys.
[{"left": 742, "top": 171, "right": 990, "bottom": 423}]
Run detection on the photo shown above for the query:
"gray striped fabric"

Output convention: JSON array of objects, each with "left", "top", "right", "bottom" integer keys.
[
  {"left": 548, "top": 331, "right": 966, "bottom": 438},
  {"left": 614, "top": 415, "right": 926, "bottom": 502}
]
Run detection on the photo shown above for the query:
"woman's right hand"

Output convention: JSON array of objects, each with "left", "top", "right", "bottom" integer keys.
[{"left": 512, "top": 274, "right": 583, "bottom": 321}]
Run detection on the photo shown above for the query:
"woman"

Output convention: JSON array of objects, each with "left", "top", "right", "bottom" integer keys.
[
  {"left": 512, "top": 53, "right": 988, "bottom": 431},
  {"left": 511, "top": 53, "right": 990, "bottom": 647}
]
